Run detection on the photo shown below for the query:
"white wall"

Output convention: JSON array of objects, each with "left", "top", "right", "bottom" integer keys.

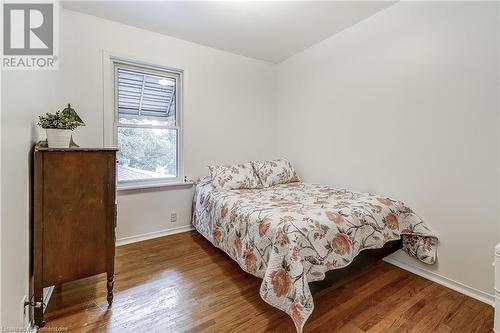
[
  {"left": 1, "top": 71, "right": 58, "bottom": 328},
  {"left": 59, "top": 10, "right": 276, "bottom": 241},
  {"left": 0, "top": 8, "right": 275, "bottom": 328},
  {"left": 1, "top": 69, "right": 3, "bottom": 328},
  {"left": 275, "top": 2, "right": 499, "bottom": 297}
]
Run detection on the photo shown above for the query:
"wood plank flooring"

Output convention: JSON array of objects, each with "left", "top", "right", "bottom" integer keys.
[{"left": 44, "top": 231, "right": 493, "bottom": 332}]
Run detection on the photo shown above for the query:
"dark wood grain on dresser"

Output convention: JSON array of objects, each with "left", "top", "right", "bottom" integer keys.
[{"left": 33, "top": 143, "right": 117, "bottom": 327}]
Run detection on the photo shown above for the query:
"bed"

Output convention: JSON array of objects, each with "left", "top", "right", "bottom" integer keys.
[{"left": 192, "top": 166, "right": 438, "bottom": 332}]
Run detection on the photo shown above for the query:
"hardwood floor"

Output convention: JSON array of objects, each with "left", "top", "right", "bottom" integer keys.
[{"left": 44, "top": 231, "right": 493, "bottom": 332}]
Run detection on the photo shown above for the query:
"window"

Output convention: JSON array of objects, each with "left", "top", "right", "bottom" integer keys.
[{"left": 113, "top": 61, "right": 183, "bottom": 187}]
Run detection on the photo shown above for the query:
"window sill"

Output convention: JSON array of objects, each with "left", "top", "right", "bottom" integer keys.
[{"left": 117, "top": 181, "right": 194, "bottom": 192}]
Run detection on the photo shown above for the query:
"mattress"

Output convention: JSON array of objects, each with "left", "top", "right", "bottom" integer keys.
[{"left": 192, "top": 178, "right": 438, "bottom": 332}]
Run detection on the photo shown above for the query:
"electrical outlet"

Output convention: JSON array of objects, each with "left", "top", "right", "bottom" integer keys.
[
  {"left": 20, "top": 295, "right": 29, "bottom": 330},
  {"left": 170, "top": 212, "right": 177, "bottom": 223}
]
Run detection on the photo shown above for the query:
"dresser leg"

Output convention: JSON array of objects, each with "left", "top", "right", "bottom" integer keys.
[
  {"left": 34, "top": 307, "right": 45, "bottom": 328},
  {"left": 106, "top": 274, "right": 114, "bottom": 306}
]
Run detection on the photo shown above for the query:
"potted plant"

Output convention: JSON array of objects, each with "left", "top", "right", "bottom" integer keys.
[{"left": 38, "top": 104, "right": 85, "bottom": 148}]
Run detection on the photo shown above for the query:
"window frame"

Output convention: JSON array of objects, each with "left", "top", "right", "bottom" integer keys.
[{"left": 112, "top": 59, "right": 184, "bottom": 190}]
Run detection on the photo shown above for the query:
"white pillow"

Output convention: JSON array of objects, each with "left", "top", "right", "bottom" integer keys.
[
  {"left": 208, "top": 162, "right": 262, "bottom": 189},
  {"left": 252, "top": 159, "right": 300, "bottom": 187}
]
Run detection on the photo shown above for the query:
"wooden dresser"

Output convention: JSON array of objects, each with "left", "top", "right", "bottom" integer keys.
[{"left": 33, "top": 143, "right": 117, "bottom": 327}]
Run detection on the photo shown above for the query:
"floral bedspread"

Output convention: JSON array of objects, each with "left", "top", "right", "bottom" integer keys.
[{"left": 191, "top": 178, "right": 438, "bottom": 332}]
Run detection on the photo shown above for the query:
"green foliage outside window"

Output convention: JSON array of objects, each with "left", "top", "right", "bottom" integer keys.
[{"left": 117, "top": 127, "right": 177, "bottom": 176}]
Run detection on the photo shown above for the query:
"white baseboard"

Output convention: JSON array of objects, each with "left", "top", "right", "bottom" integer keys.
[
  {"left": 383, "top": 257, "right": 494, "bottom": 307},
  {"left": 116, "top": 225, "right": 195, "bottom": 246}
]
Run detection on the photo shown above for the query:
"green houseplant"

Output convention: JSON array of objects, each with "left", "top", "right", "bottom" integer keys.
[{"left": 38, "top": 104, "right": 85, "bottom": 148}]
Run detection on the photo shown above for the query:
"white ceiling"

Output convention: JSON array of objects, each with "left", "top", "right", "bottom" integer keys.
[{"left": 62, "top": 1, "right": 395, "bottom": 63}]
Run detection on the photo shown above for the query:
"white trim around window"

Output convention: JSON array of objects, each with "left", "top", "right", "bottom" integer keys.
[{"left": 102, "top": 52, "right": 185, "bottom": 191}]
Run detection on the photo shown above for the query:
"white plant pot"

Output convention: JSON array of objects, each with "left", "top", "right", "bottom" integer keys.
[{"left": 46, "top": 129, "right": 72, "bottom": 148}]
